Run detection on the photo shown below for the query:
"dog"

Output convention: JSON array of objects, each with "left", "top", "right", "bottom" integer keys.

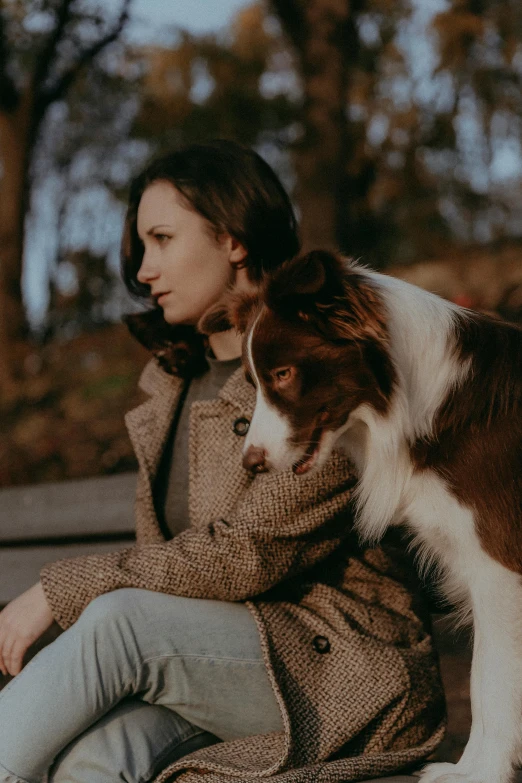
[{"left": 200, "top": 249, "right": 522, "bottom": 783}]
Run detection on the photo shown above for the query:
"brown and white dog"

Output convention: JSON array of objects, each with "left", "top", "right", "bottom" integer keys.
[{"left": 201, "top": 249, "right": 522, "bottom": 783}]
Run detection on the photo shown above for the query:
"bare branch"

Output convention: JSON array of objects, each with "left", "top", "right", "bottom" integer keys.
[
  {"left": 35, "top": 0, "right": 75, "bottom": 93},
  {"left": 0, "top": 8, "right": 19, "bottom": 111},
  {"left": 35, "top": 0, "right": 131, "bottom": 123},
  {"left": 269, "top": 0, "right": 307, "bottom": 52}
]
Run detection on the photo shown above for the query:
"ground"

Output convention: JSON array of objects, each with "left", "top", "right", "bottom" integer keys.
[{"left": 431, "top": 616, "right": 471, "bottom": 763}]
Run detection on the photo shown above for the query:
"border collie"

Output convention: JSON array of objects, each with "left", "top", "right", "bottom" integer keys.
[{"left": 201, "top": 249, "right": 522, "bottom": 783}]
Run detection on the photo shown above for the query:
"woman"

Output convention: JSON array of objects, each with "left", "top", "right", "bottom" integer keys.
[{"left": 0, "top": 140, "right": 445, "bottom": 783}]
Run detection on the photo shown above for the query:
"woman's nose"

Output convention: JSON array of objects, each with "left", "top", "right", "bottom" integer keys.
[{"left": 137, "top": 251, "right": 159, "bottom": 284}]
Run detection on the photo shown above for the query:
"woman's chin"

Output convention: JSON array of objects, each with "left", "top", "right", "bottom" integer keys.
[{"left": 160, "top": 307, "right": 197, "bottom": 327}]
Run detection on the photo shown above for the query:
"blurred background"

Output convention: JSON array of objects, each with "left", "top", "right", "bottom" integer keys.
[{"left": 1, "top": 0, "right": 522, "bottom": 487}]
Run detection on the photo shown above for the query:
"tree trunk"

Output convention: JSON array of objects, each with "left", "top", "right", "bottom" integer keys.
[
  {"left": 0, "top": 1, "right": 131, "bottom": 401},
  {"left": 0, "top": 88, "right": 32, "bottom": 397},
  {"left": 272, "top": 0, "right": 376, "bottom": 258},
  {"left": 293, "top": 0, "right": 352, "bottom": 252}
]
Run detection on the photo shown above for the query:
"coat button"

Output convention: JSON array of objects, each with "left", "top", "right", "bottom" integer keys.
[
  {"left": 233, "top": 417, "right": 250, "bottom": 436},
  {"left": 312, "top": 635, "right": 331, "bottom": 654}
]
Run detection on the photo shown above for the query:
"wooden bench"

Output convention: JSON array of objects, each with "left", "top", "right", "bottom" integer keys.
[{"left": 0, "top": 472, "right": 137, "bottom": 605}]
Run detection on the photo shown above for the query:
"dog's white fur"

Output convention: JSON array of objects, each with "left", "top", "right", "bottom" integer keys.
[{"left": 244, "top": 270, "right": 522, "bottom": 783}]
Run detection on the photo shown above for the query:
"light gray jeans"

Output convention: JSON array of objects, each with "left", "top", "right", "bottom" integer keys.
[
  {"left": 0, "top": 587, "right": 422, "bottom": 783},
  {"left": 0, "top": 588, "right": 283, "bottom": 783}
]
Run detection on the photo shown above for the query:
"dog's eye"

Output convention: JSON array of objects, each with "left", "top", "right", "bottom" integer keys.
[{"left": 274, "top": 367, "right": 294, "bottom": 384}]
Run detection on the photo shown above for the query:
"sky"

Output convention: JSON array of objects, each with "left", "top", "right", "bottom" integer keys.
[{"left": 122, "top": 0, "right": 251, "bottom": 42}]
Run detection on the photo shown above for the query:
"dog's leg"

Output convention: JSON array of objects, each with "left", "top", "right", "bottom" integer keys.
[{"left": 419, "top": 560, "right": 522, "bottom": 783}]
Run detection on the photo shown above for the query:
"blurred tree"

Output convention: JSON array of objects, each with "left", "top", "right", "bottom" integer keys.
[
  {"left": 39, "top": 49, "right": 147, "bottom": 341},
  {"left": 270, "top": 0, "right": 522, "bottom": 266},
  {"left": 268, "top": 0, "right": 452, "bottom": 263},
  {"left": 48, "top": 249, "right": 115, "bottom": 336},
  {"left": 426, "top": 0, "right": 522, "bottom": 243},
  {"left": 356, "top": 0, "right": 522, "bottom": 264},
  {"left": 132, "top": 5, "right": 299, "bottom": 153},
  {"left": 270, "top": 0, "right": 365, "bottom": 253},
  {"left": 0, "top": 0, "right": 131, "bottom": 394}
]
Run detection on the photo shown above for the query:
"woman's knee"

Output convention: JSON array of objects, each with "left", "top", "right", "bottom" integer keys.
[
  {"left": 75, "top": 589, "right": 146, "bottom": 632},
  {"left": 67, "top": 590, "right": 151, "bottom": 673}
]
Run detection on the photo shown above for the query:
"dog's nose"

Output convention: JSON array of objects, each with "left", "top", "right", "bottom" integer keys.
[{"left": 242, "top": 445, "right": 268, "bottom": 473}]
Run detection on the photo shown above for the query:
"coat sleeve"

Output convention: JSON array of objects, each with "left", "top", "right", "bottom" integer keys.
[{"left": 40, "top": 453, "right": 356, "bottom": 629}]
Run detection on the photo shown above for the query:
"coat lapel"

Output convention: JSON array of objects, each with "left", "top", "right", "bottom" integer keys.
[
  {"left": 125, "top": 359, "right": 258, "bottom": 534},
  {"left": 187, "top": 368, "right": 257, "bottom": 527},
  {"left": 125, "top": 359, "right": 184, "bottom": 488},
  {"left": 218, "top": 366, "right": 256, "bottom": 413}
]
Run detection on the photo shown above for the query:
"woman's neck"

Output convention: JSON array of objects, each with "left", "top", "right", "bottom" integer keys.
[{"left": 208, "top": 329, "right": 243, "bottom": 361}]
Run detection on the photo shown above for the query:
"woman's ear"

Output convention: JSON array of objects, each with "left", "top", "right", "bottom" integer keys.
[{"left": 229, "top": 237, "right": 248, "bottom": 268}]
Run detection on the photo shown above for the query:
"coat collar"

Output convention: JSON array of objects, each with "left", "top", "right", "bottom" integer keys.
[
  {"left": 124, "top": 310, "right": 208, "bottom": 379},
  {"left": 137, "top": 355, "right": 183, "bottom": 397},
  {"left": 126, "top": 357, "right": 256, "bottom": 496},
  {"left": 216, "top": 364, "right": 256, "bottom": 413},
  {"left": 125, "top": 301, "right": 256, "bottom": 498},
  {"left": 125, "top": 360, "right": 182, "bottom": 480},
  {"left": 137, "top": 354, "right": 256, "bottom": 414},
  {"left": 125, "top": 309, "right": 255, "bottom": 411}
]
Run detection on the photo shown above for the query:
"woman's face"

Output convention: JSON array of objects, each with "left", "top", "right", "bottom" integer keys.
[{"left": 136, "top": 181, "right": 247, "bottom": 325}]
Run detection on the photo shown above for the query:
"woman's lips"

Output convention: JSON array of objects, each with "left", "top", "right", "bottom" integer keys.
[{"left": 156, "top": 293, "right": 170, "bottom": 305}]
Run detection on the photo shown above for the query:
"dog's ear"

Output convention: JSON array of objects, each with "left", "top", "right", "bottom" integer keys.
[
  {"left": 328, "top": 275, "right": 388, "bottom": 344},
  {"left": 264, "top": 250, "right": 388, "bottom": 346},
  {"left": 198, "top": 301, "right": 232, "bottom": 335},
  {"left": 265, "top": 250, "right": 346, "bottom": 311},
  {"left": 232, "top": 292, "right": 261, "bottom": 333},
  {"left": 198, "top": 291, "right": 261, "bottom": 336}
]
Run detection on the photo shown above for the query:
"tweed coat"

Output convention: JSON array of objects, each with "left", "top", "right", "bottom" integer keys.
[{"left": 40, "top": 351, "right": 446, "bottom": 783}]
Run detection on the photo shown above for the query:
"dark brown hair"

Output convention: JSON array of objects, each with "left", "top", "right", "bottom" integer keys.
[
  {"left": 122, "top": 138, "right": 300, "bottom": 297},
  {"left": 121, "top": 139, "right": 300, "bottom": 378}
]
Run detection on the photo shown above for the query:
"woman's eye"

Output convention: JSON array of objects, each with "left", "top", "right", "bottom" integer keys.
[{"left": 154, "top": 233, "right": 170, "bottom": 244}]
